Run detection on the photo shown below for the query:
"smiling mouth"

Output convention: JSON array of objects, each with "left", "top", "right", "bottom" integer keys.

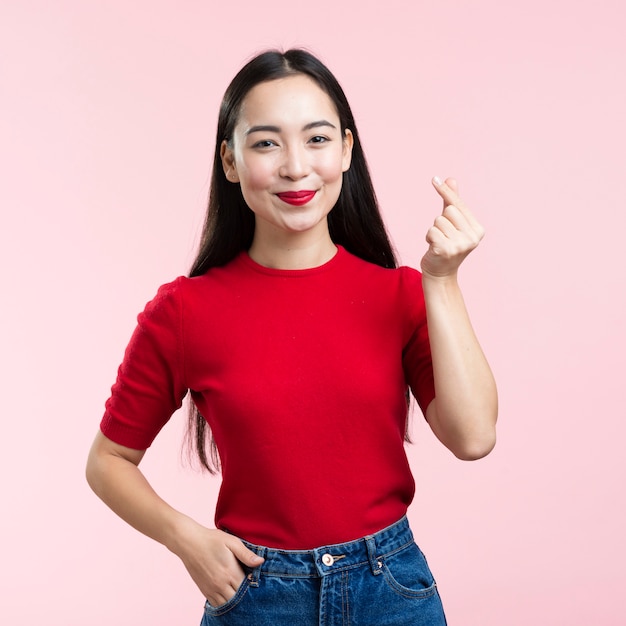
[{"left": 276, "top": 190, "right": 317, "bottom": 206}]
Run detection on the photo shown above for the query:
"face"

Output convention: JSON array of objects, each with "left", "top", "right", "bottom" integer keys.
[{"left": 221, "top": 74, "right": 353, "bottom": 243}]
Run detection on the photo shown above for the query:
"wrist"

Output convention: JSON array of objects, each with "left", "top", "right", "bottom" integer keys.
[
  {"left": 421, "top": 272, "right": 467, "bottom": 312},
  {"left": 164, "top": 513, "right": 201, "bottom": 556},
  {"left": 421, "top": 270, "right": 460, "bottom": 290}
]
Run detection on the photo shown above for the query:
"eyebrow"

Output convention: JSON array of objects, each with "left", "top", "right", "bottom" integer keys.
[{"left": 245, "top": 120, "right": 337, "bottom": 136}]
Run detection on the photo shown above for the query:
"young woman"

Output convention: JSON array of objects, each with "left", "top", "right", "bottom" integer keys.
[{"left": 87, "top": 49, "right": 497, "bottom": 625}]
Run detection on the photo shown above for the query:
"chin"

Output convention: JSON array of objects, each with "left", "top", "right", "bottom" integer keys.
[{"left": 284, "top": 218, "right": 327, "bottom": 233}]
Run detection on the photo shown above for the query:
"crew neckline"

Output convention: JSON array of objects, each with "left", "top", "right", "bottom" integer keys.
[{"left": 239, "top": 245, "right": 345, "bottom": 277}]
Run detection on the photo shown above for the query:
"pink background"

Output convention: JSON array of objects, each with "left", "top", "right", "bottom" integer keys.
[{"left": 2, "top": 0, "right": 625, "bottom": 624}]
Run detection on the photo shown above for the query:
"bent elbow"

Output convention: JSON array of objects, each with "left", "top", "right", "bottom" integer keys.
[
  {"left": 452, "top": 432, "right": 497, "bottom": 461},
  {"left": 85, "top": 450, "right": 103, "bottom": 495}
]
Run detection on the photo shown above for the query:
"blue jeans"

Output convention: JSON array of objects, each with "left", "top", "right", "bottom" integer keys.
[{"left": 200, "top": 516, "right": 447, "bottom": 625}]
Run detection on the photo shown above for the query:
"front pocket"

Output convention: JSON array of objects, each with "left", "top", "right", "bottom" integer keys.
[
  {"left": 203, "top": 575, "right": 251, "bottom": 617},
  {"left": 380, "top": 542, "right": 438, "bottom": 599}
]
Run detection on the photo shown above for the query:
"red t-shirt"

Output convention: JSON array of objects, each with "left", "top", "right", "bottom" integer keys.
[{"left": 101, "top": 246, "right": 435, "bottom": 549}]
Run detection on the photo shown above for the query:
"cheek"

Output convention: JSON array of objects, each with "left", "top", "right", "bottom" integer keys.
[
  {"left": 315, "top": 150, "right": 346, "bottom": 181},
  {"left": 239, "top": 157, "right": 275, "bottom": 191},
  {"left": 320, "top": 160, "right": 346, "bottom": 183}
]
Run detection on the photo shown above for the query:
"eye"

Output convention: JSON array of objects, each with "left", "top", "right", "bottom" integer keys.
[
  {"left": 252, "top": 139, "right": 277, "bottom": 149},
  {"left": 308, "top": 135, "right": 329, "bottom": 145}
]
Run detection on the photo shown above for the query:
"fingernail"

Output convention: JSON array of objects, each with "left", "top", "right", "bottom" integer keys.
[{"left": 433, "top": 176, "right": 443, "bottom": 186}]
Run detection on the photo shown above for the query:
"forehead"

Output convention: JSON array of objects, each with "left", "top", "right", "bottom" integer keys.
[{"left": 238, "top": 74, "right": 339, "bottom": 126}]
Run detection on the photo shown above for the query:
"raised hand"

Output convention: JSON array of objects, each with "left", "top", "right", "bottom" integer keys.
[
  {"left": 417, "top": 176, "right": 497, "bottom": 460},
  {"left": 420, "top": 177, "right": 485, "bottom": 280}
]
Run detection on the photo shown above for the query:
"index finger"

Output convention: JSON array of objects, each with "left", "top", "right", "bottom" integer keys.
[
  {"left": 432, "top": 176, "right": 464, "bottom": 209},
  {"left": 432, "top": 176, "right": 482, "bottom": 230}
]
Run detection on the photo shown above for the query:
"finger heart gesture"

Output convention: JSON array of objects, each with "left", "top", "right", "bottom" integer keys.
[{"left": 420, "top": 177, "right": 485, "bottom": 280}]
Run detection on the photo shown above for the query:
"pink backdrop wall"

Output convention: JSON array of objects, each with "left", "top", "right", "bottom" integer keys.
[{"left": 2, "top": 0, "right": 624, "bottom": 624}]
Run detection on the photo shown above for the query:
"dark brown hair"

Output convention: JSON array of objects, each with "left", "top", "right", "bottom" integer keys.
[{"left": 188, "top": 49, "right": 398, "bottom": 472}]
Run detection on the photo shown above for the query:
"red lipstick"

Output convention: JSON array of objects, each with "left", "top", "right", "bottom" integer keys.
[{"left": 276, "top": 190, "right": 317, "bottom": 206}]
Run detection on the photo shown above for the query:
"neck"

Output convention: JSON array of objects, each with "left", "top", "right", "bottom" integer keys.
[{"left": 248, "top": 226, "right": 337, "bottom": 270}]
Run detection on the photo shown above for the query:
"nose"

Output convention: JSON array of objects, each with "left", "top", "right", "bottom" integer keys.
[{"left": 279, "top": 144, "right": 310, "bottom": 180}]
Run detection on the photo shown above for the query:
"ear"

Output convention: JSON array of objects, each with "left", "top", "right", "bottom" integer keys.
[
  {"left": 220, "top": 140, "right": 240, "bottom": 182},
  {"left": 341, "top": 129, "right": 354, "bottom": 172}
]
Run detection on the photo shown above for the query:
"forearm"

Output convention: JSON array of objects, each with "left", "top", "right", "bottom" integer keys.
[
  {"left": 86, "top": 432, "right": 264, "bottom": 604},
  {"left": 86, "top": 436, "right": 194, "bottom": 554},
  {"left": 422, "top": 273, "right": 497, "bottom": 460}
]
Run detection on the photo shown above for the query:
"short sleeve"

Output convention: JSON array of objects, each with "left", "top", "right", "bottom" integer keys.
[
  {"left": 399, "top": 268, "right": 435, "bottom": 416},
  {"left": 100, "top": 278, "right": 187, "bottom": 449}
]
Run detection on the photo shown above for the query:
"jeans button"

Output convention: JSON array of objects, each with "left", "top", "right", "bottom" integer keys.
[{"left": 322, "top": 553, "right": 334, "bottom": 566}]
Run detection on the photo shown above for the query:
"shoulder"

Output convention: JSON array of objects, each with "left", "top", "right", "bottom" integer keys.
[
  {"left": 341, "top": 248, "right": 423, "bottom": 292},
  {"left": 137, "top": 275, "right": 205, "bottom": 328},
  {"left": 148, "top": 254, "right": 248, "bottom": 306},
  {"left": 133, "top": 278, "right": 186, "bottom": 341},
  {"left": 396, "top": 264, "right": 425, "bottom": 296},
  {"left": 137, "top": 256, "right": 256, "bottom": 336}
]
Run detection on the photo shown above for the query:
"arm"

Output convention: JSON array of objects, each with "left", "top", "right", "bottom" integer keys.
[
  {"left": 85, "top": 431, "right": 263, "bottom": 605},
  {"left": 421, "top": 177, "right": 498, "bottom": 460}
]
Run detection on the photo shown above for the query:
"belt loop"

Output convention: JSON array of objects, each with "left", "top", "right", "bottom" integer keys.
[
  {"left": 365, "top": 535, "right": 382, "bottom": 576},
  {"left": 248, "top": 546, "right": 266, "bottom": 586}
]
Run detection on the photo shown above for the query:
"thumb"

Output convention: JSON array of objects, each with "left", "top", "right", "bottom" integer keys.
[
  {"left": 228, "top": 537, "right": 265, "bottom": 566},
  {"left": 445, "top": 177, "right": 459, "bottom": 194}
]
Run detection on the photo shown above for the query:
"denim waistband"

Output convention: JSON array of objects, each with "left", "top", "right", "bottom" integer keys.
[{"left": 242, "top": 516, "right": 414, "bottom": 580}]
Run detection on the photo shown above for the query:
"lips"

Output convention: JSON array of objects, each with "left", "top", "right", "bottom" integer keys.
[{"left": 276, "top": 190, "right": 317, "bottom": 206}]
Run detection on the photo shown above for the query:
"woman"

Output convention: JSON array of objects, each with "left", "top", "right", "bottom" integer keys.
[{"left": 87, "top": 49, "right": 497, "bottom": 625}]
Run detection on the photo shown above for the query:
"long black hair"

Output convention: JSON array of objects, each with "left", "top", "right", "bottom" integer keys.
[{"left": 188, "top": 49, "right": 399, "bottom": 473}]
